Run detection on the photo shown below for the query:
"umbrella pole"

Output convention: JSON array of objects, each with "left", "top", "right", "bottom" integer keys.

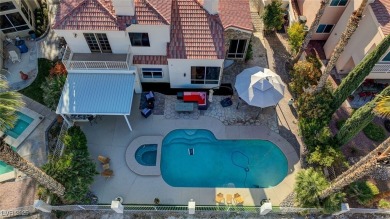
[
  {"left": 236, "top": 98, "right": 240, "bottom": 109},
  {"left": 255, "top": 108, "right": 263, "bottom": 120}
]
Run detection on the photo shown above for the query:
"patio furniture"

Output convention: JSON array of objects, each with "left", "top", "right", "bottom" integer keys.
[
  {"left": 15, "top": 39, "right": 28, "bottom": 53},
  {"left": 175, "top": 102, "right": 194, "bottom": 112},
  {"left": 141, "top": 108, "right": 152, "bottom": 118},
  {"left": 226, "top": 194, "right": 233, "bottom": 205},
  {"left": 233, "top": 193, "right": 244, "bottom": 205},
  {"left": 146, "top": 91, "right": 155, "bottom": 102},
  {"left": 102, "top": 163, "right": 110, "bottom": 170},
  {"left": 183, "top": 92, "right": 208, "bottom": 110},
  {"left": 9, "top": 50, "right": 21, "bottom": 63},
  {"left": 101, "top": 169, "right": 114, "bottom": 179},
  {"left": 98, "top": 155, "right": 110, "bottom": 164},
  {"left": 177, "top": 91, "right": 184, "bottom": 100},
  {"left": 215, "top": 193, "right": 225, "bottom": 204}
]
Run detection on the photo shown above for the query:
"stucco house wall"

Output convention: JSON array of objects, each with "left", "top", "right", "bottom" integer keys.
[
  {"left": 167, "top": 59, "right": 224, "bottom": 88},
  {"left": 135, "top": 64, "right": 170, "bottom": 83},
  {"left": 126, "top": 25, "right": 170, "bottom": 56}
]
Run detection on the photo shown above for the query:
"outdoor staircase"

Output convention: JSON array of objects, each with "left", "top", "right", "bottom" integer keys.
[{"left": 251, "top": 12, "right": 263, "bottom": 33}]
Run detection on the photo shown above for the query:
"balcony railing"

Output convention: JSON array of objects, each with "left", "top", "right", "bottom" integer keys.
[
  {"left": 62, "top": 46, "right": 133, "bottom": 71},
  {"left": 371, "top": 63, "right": 390, "bottom": 74}
]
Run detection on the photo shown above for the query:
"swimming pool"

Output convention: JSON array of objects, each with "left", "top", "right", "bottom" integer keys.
[
  {"left": 135, "top": 144, "right": 157, "bottom": 166},
  {"left": 161, "top": 129, "right": 288, "bottom": 188},
  {"left": 5, "top": 112, "right": 33, "bottom": 139},
  {"left": 0, "top": 146, "right": 16, "bottom": 174}
]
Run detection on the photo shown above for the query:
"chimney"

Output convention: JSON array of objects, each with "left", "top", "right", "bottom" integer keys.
[
  {"left": 203, "top": 0, "right": 219, "bottom": 15},
  {"left": 112, "top": 0, "right": 135, "bottom": 16}
]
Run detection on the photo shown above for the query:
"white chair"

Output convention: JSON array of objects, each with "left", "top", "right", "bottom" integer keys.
[{"left": 9, "top": 50, "right": 21, "bottom": 63}]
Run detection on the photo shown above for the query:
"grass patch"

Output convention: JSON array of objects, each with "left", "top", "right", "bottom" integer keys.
[
  {"left": 336, "top": 119, "right": 346, "bottom": 130},
  {"left": 19, "top": 58, "right": 52, "bottom": 104},
  {"left": 363, "top": 122, "right": 386, "bottom": 142}
]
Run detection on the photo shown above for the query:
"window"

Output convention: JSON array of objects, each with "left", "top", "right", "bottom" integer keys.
[
  {"left": 227, "top": 39, "right": 247, "bottom": 59},
  {"left": 0, "top": 1, "right": 16, "bottom": 11},
  {"left": 142, "top": 68, "right": 163, "bottom": 78},
  {"left": 129, "top": 33, "right": 150, "bottom": 47},
  {"left": 0, "top": 13, "right": 29, "bottom": 33},
  {"left": 330, "top": 0, "right": 348, "bottom": 6},
  {"left": 83, "top": 33, "right": 112, "bottom": 53},
  {"left": 382, "top": 52, "right": 390, "bottom": 62},
  {"left": 316, "top": 24, "right": 334, "bottom": 33},
  {"left": 191, "top": 67, "right": 220, "bottom": 84},
  {"left": 21, "top": 0, "right": 32, "bottom": 26}
]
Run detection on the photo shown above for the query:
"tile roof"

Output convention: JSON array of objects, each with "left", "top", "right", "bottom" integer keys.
[
  {"left": 133, "top": 55, "right": 168, "bottom": 65},
  {"left": 53, "top": 0, "right": 119, "bottom": 30},
  {"left": 53, "top": 0, "right": 169, "bottom": 30},
  {"left": 168, "top": 0, "right": 225, "bottom": 59},
  {"left": 371, "top": 0, "right": 390, "bottom": 36},
  {"left": 218, "top": 0, "right": 253, "bottom": 31}
]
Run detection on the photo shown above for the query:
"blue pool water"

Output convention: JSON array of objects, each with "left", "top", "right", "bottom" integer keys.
[
  {"left": 161, "top": 129, "right": 288, "bottom": 188},
  {"left": 0, "top": 147, "right": 16, "bottom": 174},
  {"left": 135, "top": 144, "right": 157, "bottom": 166},
  {"left": 5, "top": 112, "right": 33, "bottom": 139}
]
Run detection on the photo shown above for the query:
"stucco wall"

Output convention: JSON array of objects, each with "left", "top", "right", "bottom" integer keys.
[
  {"left": 333, "top": 7, "right": 384, "bottom": 74},
  {"left": 224, "top": 28, "right": 252, "bottom": 61},
  {"left": 134, "top": 64, "right": 170, "bottom": 83},
  {"left": 297, "top": 0, "right": 348, "bottom": 40},
  {"left": 54, "top": 24, "right": 170, "bottom": 55},
  {"left": 167, "top": 59, "right": 224, "bottom": 88}
]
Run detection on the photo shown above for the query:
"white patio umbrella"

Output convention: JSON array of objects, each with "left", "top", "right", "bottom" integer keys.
[{"left": 234, "top": 66, "right": 285, "bottom": 108}]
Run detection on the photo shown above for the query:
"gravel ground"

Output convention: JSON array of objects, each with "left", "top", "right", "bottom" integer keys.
[{"left": 0, "top": 178, "right": 37, "bottom": 210}]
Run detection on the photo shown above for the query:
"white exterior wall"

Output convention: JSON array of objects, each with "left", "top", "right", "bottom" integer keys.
[
  {"left": 168, "top": 59, "right": 224, "bottom": 88},
  {"left": 135, "top": 64, "right": 170, "bottom": 83},
  {"left": 126, "top": 25, "right": 170, "bottom": 56},
  {"left": 333, "top": 7, "right": 384, "bottom": 74},
  {"left": 54, "top": 24, "right": 170, "bottom": 55}
]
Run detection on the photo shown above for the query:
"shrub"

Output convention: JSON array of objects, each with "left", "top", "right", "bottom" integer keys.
[
  {"left": 306, "top": 54, "right": 322, "bottom": 71},
  {"left": 287, "top": 22, "right": 305, "bottom": 55},
  {"left": 363, "top": 122, "right": 386, "bottom": 142},
  {"left": 262, "top": 0, "right": 284, "bottom": 32},
  {"left": 336, "top": 119, "right": 346, "bottom": 130},
  {"left": 49, "top": 62, "right": 67, "bottom": 76},
  {"left": 245, "top": 40, "right": 253, "bottom": 62},
  {"left": 348, "top": 181, "right": 379, "bottom": 205},
  {"left": 41, "top": 74, "right": 67, "bottom": 110},
  {"left": 378, "top": 199, "right": 390, "bottom": 209},
  {"left": 42, "top": 126, "right": 98, "bottom": 204},
  {"left": 307, "top": 145, "right": 344, "bottom": 167},
  {"left": 289, "top": 61, "right": 322, "bottom": 95}
]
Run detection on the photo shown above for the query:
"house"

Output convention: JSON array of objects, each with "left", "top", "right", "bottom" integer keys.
[
  {"left": 53, "top": 0, "right": 253, "bottom": 129},
  {"left": 290, "top": 0, "right": 390, "bottom": 78}
]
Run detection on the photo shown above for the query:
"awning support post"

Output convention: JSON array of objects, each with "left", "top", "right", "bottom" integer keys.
[
  {"left": 61, "top": 114, "right": 72, "bottom": 126},
  {"left": 124, "top": 115, "right": 132, "bottom": 131}
]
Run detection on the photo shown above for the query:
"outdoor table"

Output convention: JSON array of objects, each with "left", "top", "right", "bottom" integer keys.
[{"left": 175, "top": 102, "right": 194, "bottom": 112}]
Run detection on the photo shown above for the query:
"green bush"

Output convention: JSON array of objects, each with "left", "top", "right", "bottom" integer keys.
[
  {"left": 306, "top": 54, "right": 322, "bottom": 71},
  {"left": 363, "top": 122, "right": 386, "bottom": 142},
  {"left": 378, "top": 199, "right": 390, "bottom": 209},
  {"left": 336, "top": 119, "right": 346, "bottom": 130},
  {"left": 287, "top": 22, "right": 305, "bottom": 55},
  {"left": 307, "top": 145, "right": 344, "bottom": 167},
  {"left": 42, "top": 126, "right": 98, "bottom": 204},
  {"left": 289, "top": 61, "right": 322, "bottom": 95},
  {"left": 348, "top": 181, "right": 379, "bottom": 205},
  {"left": 245, "top": 40, "right": 253, "bottom": 62},
  {"left": 262, "top": 0, "right": 284, "bottom": 32}
]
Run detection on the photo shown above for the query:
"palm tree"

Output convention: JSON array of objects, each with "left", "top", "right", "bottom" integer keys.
[
  {"left": 373, "top": 96, "right": 390, "bottom": 118},
  {"left": 330, "top": 35, "right": 390, "bottom": 115},
  {"left": 319, "top": 137, "right": 390, "bottom": 199},
  {"left": 315, "top": 0, "right": 369, "bottom": 93},
  {"left": 295, "top": 168, "right": 329, "bottom": 208},
  {"left": 336, "top": 86, "right": 390, "bottom": 145},
  {"left": 291, "top": 0, "right": 330, "bottom": 65},
  {"left": 0, "top": 140, "right": 65, "bottom": 198},
  {"left": 0, "top": 78, "right": 24, "bottom": 131}
]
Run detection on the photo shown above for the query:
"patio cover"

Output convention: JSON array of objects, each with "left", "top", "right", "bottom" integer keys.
[{"left": 56, "top": 73, "right": 135, "bottom": 130}]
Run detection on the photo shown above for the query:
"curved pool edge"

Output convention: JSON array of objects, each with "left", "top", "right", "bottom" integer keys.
[{"left": 126, "top": 136, "right": 163, "bottom": 176}]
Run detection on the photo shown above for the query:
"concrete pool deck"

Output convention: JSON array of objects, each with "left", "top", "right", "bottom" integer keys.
[{"left": 80, "top": 94, "right": 300, "bottom": 206}]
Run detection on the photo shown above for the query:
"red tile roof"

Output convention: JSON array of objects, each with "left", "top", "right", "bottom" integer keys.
[
  {"left": 168, "top": 0, "right": 225, "bottom": 59},
  {"left": 371, "top": 0, "right": 390, "bottom": 36},
  {"left": 134, "top": 0, "right": 169, "bottom": 25},
  {"left": 53, "top": 0, "right": 118, "bottom": 30},
  {"left": 133, "top": 55, "right": 168, "bottom": 64},
  {"left": 147, "top": 0, "right": 172, "bottom": 24}
]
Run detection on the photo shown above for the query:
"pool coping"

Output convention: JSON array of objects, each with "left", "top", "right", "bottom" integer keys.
[
  {"left": 0, "top": 107, "right": 44, "bottom": 148},
  {"left": 126, "top": 136, "right": 163, "bottom": 176}
]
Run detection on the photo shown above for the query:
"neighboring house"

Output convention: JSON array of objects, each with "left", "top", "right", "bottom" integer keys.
[
  {"left": 53, "top": 0, "right": 253, "bottom": 129},
  {"left": 291, "top": 0, "right": 390, "bottom": 78},
  {"left": 0, "top": 0, "right": 40, "bottom": 38}
]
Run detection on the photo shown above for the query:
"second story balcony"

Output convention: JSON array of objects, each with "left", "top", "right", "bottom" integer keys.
[
  {"left": 62, "top": 46, "right": 133, "bottom": 72},
  {"left": 368, "top": 63, "right": 390, "bottom": 79}
]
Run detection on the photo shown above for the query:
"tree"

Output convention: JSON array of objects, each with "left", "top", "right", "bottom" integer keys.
[
  {"left": 289, "top": 60, "right": 322, "bottom": 95},
  {"left": 348, "top": 181, "right": 379, "bottom": 205},
  {"left": 291, "top": 0, "right": 330, "bottom": 65},
  {"left": 0, "top": 78, "right": 24, "bottom": 131},
  {"left": 336, "top": 86, "right": 390, "bottom": 145},
  {"left": 319, "top": 137, "right": 390, "bottom": 200},
  {"left": 330, "top": 35, "right": 390, "bottom": 115},
  {"left": 287, "top": 22, "right": 305, "bottom": 54},
  {"left": 314, "top": 0, "right": 369, "bottom": 93},
  {"left": 374, "top": 96, "right": 390, "bottom": 118},
  {"left": 0, "top": 139, "right": 65, "bottom": 198},
  {"left": 41, "top": 74, "right": 66, "bottom": 110},
  {"left": 262, "top": 0, "right": 284, "bottom": 32},
  {"left": 307, "top": 145, "right": 344, "bottom": 167}
]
